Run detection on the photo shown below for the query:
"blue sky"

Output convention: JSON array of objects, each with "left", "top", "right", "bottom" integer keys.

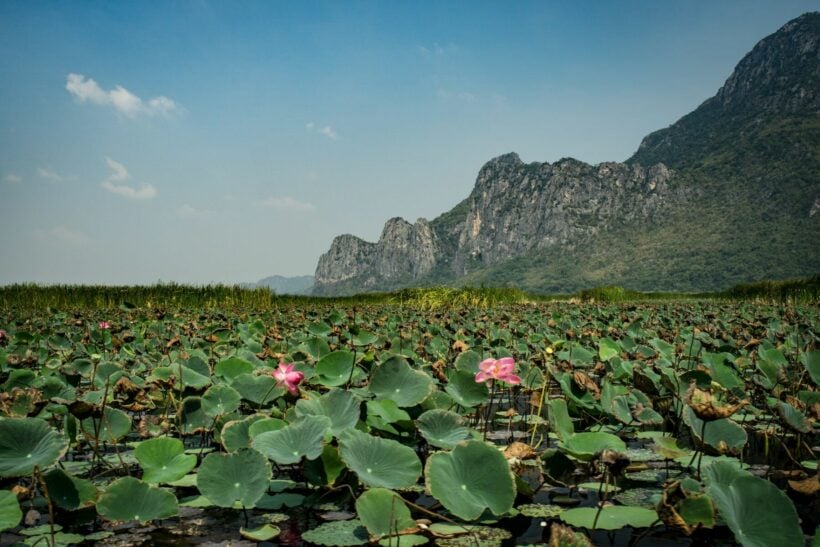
[{"left": 0, "top": 1, "right": 814, "bottom": 284}]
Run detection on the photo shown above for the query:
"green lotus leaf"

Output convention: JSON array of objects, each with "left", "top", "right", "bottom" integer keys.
[
  {"left": 0, "top": 490, "right": 22, "bottom": 532},
  {"left": 369, "top": 356, "right": 434, "bottom": 408},
  {"left": 445, "top": 370, "right": 489, "bottom": 408},
  {"left": 516, "top": 503, "right": 564, "bottom": 518},
  {"left": 425, "top": 440, "right": 515, "bottom": 521},
  {"left": 548, "top": 398, "right": 574, "bottom": 441},
  {"left": 80, "top": 407, "right": 131, "bottom": 443},
  {"left": 196, "top": 448, "right": 271, "bottom": 508},
  {"left": 305, "top": 444, "right": 346, "bottom": 486},
  {"left": 179, "top": 396, "right": 211, "bottom": 434},
  {"left": 776, "top": 401, "right": 812, "bottom": 433},
  {"left": 704, "top": 461, "right": 803, "bottom": 547},
  {"left": 416, "top": 409, "right": 470, "bottom": 449},
  {"left": 43, "top": 468, "right": 97, "bottom": 510},
  {"left": 252, "top": 415, "right": 330, "bottom": 464},
  {"left": 201, "top": 384, "right": 242, "bottom": 417},
  {"left": 231, "top": 373, "right": 284, "bottom": 405},
  {"left": 613, "top": 488, "right": 663, "bottom": 509},
  {"left": 171, "top": 362, "right": 211, "bottom": 390},
  {"left": 96, "top": 477, "right": 178, "bottom": 522},
  {"left": 221, "top": 414, "right": 266, "bottom": 452},
  {"left": 0, "top": 417, "right": 68, "bottom": 477},
  {"left": 801, "top": 350, "right": 820, "bottom": 385},
  {"left": 240, "top": 524, "right": 281, "bottom": 542},
  {"left": 683, "top": 407, "right": 747, "bottom": 453},
  {"left": 302, "top": 519, "right": 369, "bottom": 546},
  {"left": 134, "top": 437, "right": 196, "bottom": 484},
  {"left": 338, "top": 428, "right": 422, "bottom": 489},
  {"left": 355, "top": 488, "right": 416, "bottom": 538},
  {"left": 598, "top": 338, "right": 621, "bottom": 362},
  {"left": 560, "top": 506, "right": 658, "bottom": 530},
  {"left": 454, "top": 350, "right": 481, "bottom": 373},
  {"left": 215, "top": 357, "right": 254, "bottom": 381},
  {"left": 248, "top": 417, "right": 287, "bottom": 437},
  {"left": 315, "top": 350, "right": 355, "bottom": 386},
  {"left": 377, "top": 534, "right": 428, "bottom": 547},
  {"left": 558, "top": 432, "right": 626, "bottom": 461},
  {"left": 295, "top": 389, "right": 360, "bottom": 435}
]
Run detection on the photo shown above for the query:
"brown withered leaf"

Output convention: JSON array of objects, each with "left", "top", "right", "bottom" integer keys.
[
  {"left": 549, "top": 522, "right": 592, "bottom": 547},
  {"left": 685, "top": 383, "right": 748, "bottom": 421},
  {"left": 504, "top": 442, "right": 537, "bottom": 461},
  {"left": 572, "top": 371, "right": 600, "bottom": 399},
  {"left": 431, "top": 359, "right": 448, "bottom": 383},
  {"left": 788, "top": 473, "right": 820, "bottom": 496},
  {"left": 166, "top": 335, "right": 181, "bottom": 350},
  {"left": 451, "top": 340, "right": 469, "bottom": 353}
]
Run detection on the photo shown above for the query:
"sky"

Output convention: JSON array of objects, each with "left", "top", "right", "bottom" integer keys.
[{"left": 0, "top": 1, "right": 815, "bottom": 285}]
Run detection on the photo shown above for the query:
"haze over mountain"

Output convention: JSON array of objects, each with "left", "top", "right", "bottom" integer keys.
[{"left": 312, "top": 12, "right": 820, "bottom": 296}]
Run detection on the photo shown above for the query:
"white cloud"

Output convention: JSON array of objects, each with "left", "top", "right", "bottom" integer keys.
[
  {"left": 254, "top": 196, "right": 315, "bottom": 212},
  {"left": 306, "top": 121, "right": 338, "bottom": 140},
  {"left": 66, "top": 73, "right": 181, "bottom": 118},
  {"left": 37, "top": 167, "right": 64, "bottom": 182},
  {"left": 101, "top": 157, "right": 157, "bottom": 200},
  {"left": 176, "top": 204, "right": 210, "bottom": 218},
  {"left": 3, "top": 173, "right": 22, "bottom": 183},
  {"left": 437, "top": 89, "right": 477, "bottom": 102}
]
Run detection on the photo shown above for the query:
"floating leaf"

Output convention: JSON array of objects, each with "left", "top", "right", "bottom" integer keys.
[
  {"left": 96, "top": 477, "right": 178, "bottom": 522},
  {"left": 240, "top": 524, "right": 281, "bottom": 542},
  {"left": 315, "top": 351, "right": 355, "bottom": 386},
  {"left": 253, "top": 415, "right": 330, "bottom": 464},
  {"left": 339, "top": 428, "right": 421, "bottom": 489},
  {"left": 80, "top": 407, "right": 131, "bottom": 442},
  {"left": 301, "top": 519, "right": 369, "bottom": 546},
  {"left": 231, "top": 373, "right": 284, "bottom": 405},
  {"left": 560, "top": 506, "right": 658, "bottom": 530},
  {"left": 295, "top": 389, "right": 360, "bottom": 435},
  {"left": 215, "top": 357, "right": 254, "bottom": 381},
  {"left": 355, "top": 488, "right": 416, "bottom": 538},
  {"left": 196, "top": 448, "right": 271, "bottom": 508},
  {"left": 416, "top": 409, "right": 470, "bottom": 449},
  {"left": 369, "top": 356, "right": 434, "bottom": 407},
  {"left": 704, "top": 461, "right": 803, "bottom": 547},
  {"left": 0, "top": 490, "right": 22, "bottom": 532},
  {"left": 0, "top": 417, "right": 68, "bottom": 477},
  {"left": 558, "top": 432, "right": 626, "bottom": 461},
  {"left": 43, "top": 468, "right": 97, "bottom": 510},
  {"left": 445, "top": 370, "right": 489, "bottom": 408},
  {"left": 425, "top": 440, "right": 515, "bottom": 521},
  {"left": 201, "top": 384, "right": 242, "bottom": 417},
  {"left": 134, "top": 437, "right": 196, "bottom": 484}
]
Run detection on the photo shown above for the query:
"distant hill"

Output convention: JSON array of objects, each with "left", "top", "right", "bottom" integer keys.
[
  {"left": 253, "top": 275, "right": 314, "bottom": 295},
  {"left": 313, "top": 12, "right": 820, "bottom": 295}
]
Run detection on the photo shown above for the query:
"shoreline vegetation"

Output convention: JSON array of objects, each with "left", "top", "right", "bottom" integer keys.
[{"left": 0, "top": 275, "right": 817, "bottom": 310}]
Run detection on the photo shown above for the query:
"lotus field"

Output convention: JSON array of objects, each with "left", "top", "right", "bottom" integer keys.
[{"left": 0, "top": 300, "right": 817, "bottom": 546}]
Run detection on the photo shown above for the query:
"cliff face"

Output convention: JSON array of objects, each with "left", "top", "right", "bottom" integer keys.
[
  {"left": 453, "top": 154, "right": 678, "bottom": 274},
  {"left": 313, "top": 13, "right": 820, "bottom": 295},
  {"left": 313, "top": 218, "right": 439, "bottom": 294}
]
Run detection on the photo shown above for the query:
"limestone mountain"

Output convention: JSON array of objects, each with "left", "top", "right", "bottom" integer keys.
[{"left": 313, "top": 12, "right": 820, "bottom": 296}]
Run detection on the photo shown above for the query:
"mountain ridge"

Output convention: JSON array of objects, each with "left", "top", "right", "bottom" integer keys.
[{"left": 312, "top": 12, "right": 820, "bottom": 296}]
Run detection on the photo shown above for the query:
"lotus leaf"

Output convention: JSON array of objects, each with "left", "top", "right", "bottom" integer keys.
[
  {"left": 0, "top": 417, "right": 68, "bottom": 477},
  {"left": 558, "top": 431, "right": 626, "bottom": 461},
  {"left": 43, "top": 468, "right": 97, "bottom": 510},
  {"left": 416, "top": 409, "right": 470, "bottom": 449},
  {"left": 369, "top": 356, "right": 434, "bottom": 407},
  {"left": 560, "top": 506, "right": 658, "bottom": 530},
  {"left": 339, "top": 428, "right": 422, "bottom": 489},
  {"left": 301, "top": 519, "right": 369, "bottom": 546},
  {"left": 295, "top": 389, "right": 360, "bottom": 435},
  {"left": 196, "top": 448, "right": 271, "bottom": 508},
  {"left": 0, "top": 490, "right": 22, "bottom": 532},
  {"left": 134, "top": 437, "right": 196, "bottom": 484},
  {"left": 96, "top": 477, "right": 178, "bottom": 522},
  {"left": 253, "top": 415, "right": 330, "bottom": 464},
  {"left": 201, "top": 384, "right": 242, "bottom": 417},
  {"left": 425, "top": 440, "right": 515, "bottom": 521},
  {"left": 355, "top": 488, "right": 416, "bottom": 537}
]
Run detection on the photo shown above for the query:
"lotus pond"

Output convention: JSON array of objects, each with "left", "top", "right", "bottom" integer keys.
[{"left": 0, "top": 301, "right": 817, "bottom": 546}]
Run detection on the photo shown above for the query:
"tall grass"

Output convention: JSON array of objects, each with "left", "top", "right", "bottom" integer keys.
[{"left": 1, "top": 276, "right": 816, "bottom": 311}]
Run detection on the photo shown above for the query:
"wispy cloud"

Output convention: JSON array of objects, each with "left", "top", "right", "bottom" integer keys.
[
  {"left": 306, "top": 122, "right": 338, "bottom": 140},
  {"left": 436, "top": 89, "right": 477, "bottom": 102},
  {"left": 66, "top": 73, "right": 181, "bottom": 118},
  {"left": 37, "top": 167, "right": 64, "bottom": 182},
  {"left": 2, "top": 173, "right": 22, "bottom": 183},
  {"left": 253, "top": 196, "right": 315, "bottom": 212},
  {"left": 417, "top": 43, "right": 459, "bottom": 57},
  {"left": 176, "top": 204, "right": 210, "bottom": 219},
  {"left": 35, "top": 225, "right": 90, "bottom": 246},
  {"left": 101, "top": 158, "right": 157, "bottom": 200}
]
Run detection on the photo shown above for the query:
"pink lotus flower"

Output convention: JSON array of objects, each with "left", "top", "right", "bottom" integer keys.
[
  {"left": 98, "top": 321, "right": 111, "bottom": 330},
  {"left": 475, "top": 357, "right": 521, "bottom": 385},
  {"left": 272, "top": 362, "right": 305, "bottom": 395}
]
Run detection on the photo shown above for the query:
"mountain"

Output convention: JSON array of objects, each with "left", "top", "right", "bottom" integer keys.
[
  {"left": 253, "top": 275, "right": 314, "bottom": 295},
  {"left": 313, "top": 13, "right": 820, "bottom": 296}
]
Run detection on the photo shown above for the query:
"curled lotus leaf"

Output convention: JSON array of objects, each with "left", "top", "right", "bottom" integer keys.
[{"left": 685, "top": 384, "right": 748, "bottom": 421}]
